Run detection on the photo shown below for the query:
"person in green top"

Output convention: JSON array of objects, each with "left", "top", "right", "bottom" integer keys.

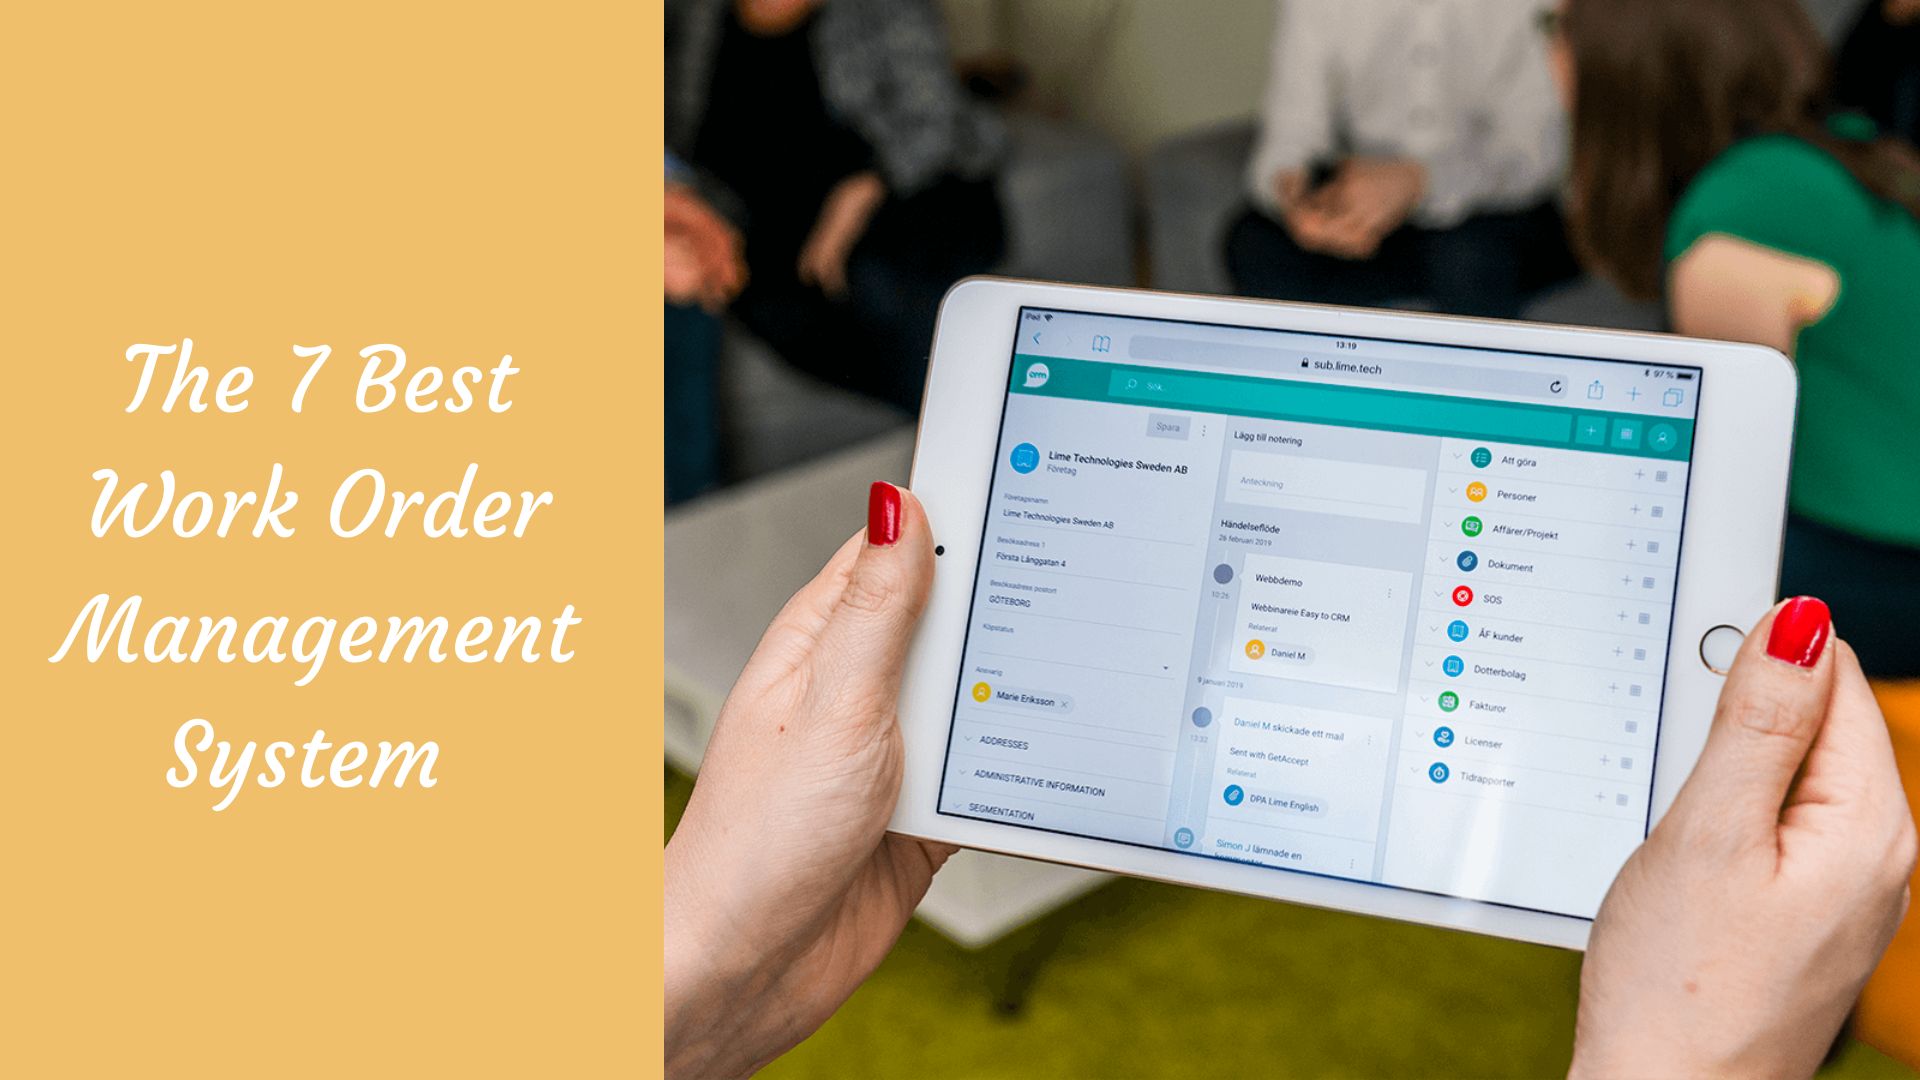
[{"left": 1547, "top": 0, "right": 1920, "bottom": 678}]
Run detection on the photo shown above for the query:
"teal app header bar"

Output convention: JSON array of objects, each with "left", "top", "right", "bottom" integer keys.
[{"left": 1010, "top": 355, "right": 1693, "bottom": 459}]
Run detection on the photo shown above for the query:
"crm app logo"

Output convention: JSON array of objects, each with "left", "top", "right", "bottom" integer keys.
[
  {"left": 1010, "top": 442, "right": 1040, "bottom": 474},
  {"left": 1023, "top": 362, "right": 1050, "bottom": 389}
]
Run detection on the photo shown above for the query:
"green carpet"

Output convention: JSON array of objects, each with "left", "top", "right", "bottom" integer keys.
[{"left": 667, "top": 769, "right": 1914, "bottom": 1079}]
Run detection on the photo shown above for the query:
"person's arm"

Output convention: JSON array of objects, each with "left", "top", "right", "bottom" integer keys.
[
  {"left": 1411, "top": 13, "right": 1566, "bottom": 229},
  {"left": 828, "top": 0, "right": 997, "bottom": 200},
  {"left": 665, "top": 483, "right": 954, "bottom": 1079},
  {"left": 1664, "top": 139, "right": 1863, "bottom": 353},
  {"left": 1572, "top": 598, "right": 1916, "bottom": 1076},
  {"left": 795, "top": 0, "right": 991, "bottom": 295},
  {"left": 1668, "top": 234, "right": 1839, "bottom": 356},
  {"left": 1245, "top": 0, "right": 1338, "bottom": 218},
  {"left": 797, "top": 170, "right": 886, "bottom": 298}
]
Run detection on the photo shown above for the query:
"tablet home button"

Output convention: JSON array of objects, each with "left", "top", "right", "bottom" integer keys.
[{"left": 1699, "top": 624, "right": 1744, "bottom": 674}]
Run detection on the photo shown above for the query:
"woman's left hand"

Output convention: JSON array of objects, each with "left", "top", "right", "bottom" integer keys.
[
  {"left": 798, "top": 171, "right": 886, "bottom": 298},
  {"left": 664, "top": 184, "right": 747, "bottom": 311},
  {"left": 665, "top": 481, "right": 953, "bottom": 1079}
]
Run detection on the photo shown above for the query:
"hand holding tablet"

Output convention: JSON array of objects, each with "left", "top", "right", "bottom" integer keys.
[
  {"left": 665, "top": 485, "right": 951, "bottom": 1079},
  {"left": 663, "top": 481, "right": 1913, "bottom": 1078},
  {"left": 1575, "top": 599, "right": 1915, "bottom": 1078}
]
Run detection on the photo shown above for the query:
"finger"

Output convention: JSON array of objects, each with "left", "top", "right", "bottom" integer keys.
[
  {"left": 806, "top": 482, "right": 935, "bottom": 721},
  {"left": 1785, "top": 640, "right": 1908, "bottom": 827},
  {"left": 727, "top": 530, "right": 866, "bottom": 698},
  {"left": 1671, "top": 597, "right": 1836, "bottom": 846},
  {"left": 772, "top": 530, "right": 866, "bottom": 635}
]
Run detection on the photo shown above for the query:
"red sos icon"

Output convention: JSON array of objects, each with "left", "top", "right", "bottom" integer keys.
[{"left": 1452, "top": 585, "right": 1474, "bottom": 607}]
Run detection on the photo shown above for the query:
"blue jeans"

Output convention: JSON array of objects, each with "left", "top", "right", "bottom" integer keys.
[{"left": 665, "top": 303, "right": 722, "bottom": 506}]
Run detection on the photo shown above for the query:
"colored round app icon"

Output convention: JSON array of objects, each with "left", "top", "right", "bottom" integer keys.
[
  {"left": 971, "top": 681, "right": 992, "bottom": 703},
  {"left": 1443, "top": 654, "right": 1465, "bottom": 677},
  {"left": 1429, "top": 762, "right": 1450, "bottom": 784},
  {"left": 1471, "top": 446, "right": 1492, "bottom": 468},
  {"left": 1438, "top": 690, "right": 1461, "bottom": 712},
  {"left": 1174, "top": 827, "right": 1195, "bottom": 849},
  {"left": 1452, "top": 585, "right": 1474, "bottom": 607},
  {"left": 1434, "top": 725, "right": 1455, "bottom": 748},
  {"left": 1244, "top": 639, "right": 1266, "bottom": 660},
  {"left": 1009, "top": 442, "right": 1040, "bottom": 474},
  {"left": 1447, "top": 619, "right": 1470, "bottom": 642},
  {"left": 1466, "top": 481, "right": 1488, "bottom": 502},
  {"left": 1456, "top": 550, "right": 1478, "bottom": 572},
  {"left": 1461, "top": 515, "right": 1483, "bottom": 537},
  {"left": 1223, "top": 784, "right": 1245, "bottom": 806}
]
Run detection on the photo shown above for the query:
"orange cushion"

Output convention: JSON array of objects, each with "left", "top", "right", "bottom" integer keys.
[{"left": 1858, "top": 679, "right": 1920, "bottom": 1069}]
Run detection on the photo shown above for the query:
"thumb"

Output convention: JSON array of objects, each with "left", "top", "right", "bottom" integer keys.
[
  {"left": 1670, "top": 597, "right": 1836, "bottom": 850},
  {"left": 807, "top": 482, "right": 935, "bottom": 711}
]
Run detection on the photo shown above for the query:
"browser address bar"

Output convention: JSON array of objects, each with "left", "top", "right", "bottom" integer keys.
[
  {"left": 1105, "top": 367, "right": 1575, "bottom": 443},
  {"left": 1127, "top": 335, "right": 1568, "bottom": 401}
]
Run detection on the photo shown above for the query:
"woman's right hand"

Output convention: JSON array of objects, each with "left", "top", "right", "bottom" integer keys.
[{"left": 1573, "top": 598, "right": 1917, "bottom": 1078}]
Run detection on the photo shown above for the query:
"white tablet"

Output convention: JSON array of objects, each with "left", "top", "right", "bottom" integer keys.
[{"left": 891, "top": 278, "right": 1796, "bottom": 949}]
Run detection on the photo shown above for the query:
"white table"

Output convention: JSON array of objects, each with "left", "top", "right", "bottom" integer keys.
[{"left": 665, "top": 430, "right": 1108, "bottom": 948}]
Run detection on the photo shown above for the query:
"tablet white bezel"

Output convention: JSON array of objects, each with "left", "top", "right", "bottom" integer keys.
[{"left": 890, "top": 277, "right": 1796, "bottom": 950}]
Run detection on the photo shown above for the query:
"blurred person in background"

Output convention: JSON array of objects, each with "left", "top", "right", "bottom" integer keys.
[
  {"left": 1551, "top": 1, "right": 1920, "bottom": 1057},
  {"left": 664, "top": 152, "right": 746, "bottom": 505},
  {"left": 666, "top": 0, "right": 1007, "bottom": 414},
  {"left": 1227, "top": 0, "right": 1574, "bottom": 319},
  {"left": 1551, "top": 0, "right": 1920, "bottom": 681},
  {"left": 1836, "top": 0, "right": 1920, "bottom": 149}
]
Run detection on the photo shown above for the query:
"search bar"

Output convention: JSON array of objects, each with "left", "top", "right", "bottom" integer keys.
[
  {"left": 1128, "top": 336, "right": 1567, "bottom": 401},
  {"left": 1106, "top": 368, "right": 1573, "bottom": 444}
]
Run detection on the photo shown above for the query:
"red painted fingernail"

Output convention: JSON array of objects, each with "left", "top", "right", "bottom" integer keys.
[
  {"left": 868, "top": 481, "right": 902, "bottom": 546},
  {"left": 1766, "top": 596, "right": 1831, "bottom": 668}
]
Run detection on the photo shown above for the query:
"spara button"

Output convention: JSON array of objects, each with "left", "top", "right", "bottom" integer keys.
[{"left": 1699, "top": 624, "right": 1745, "bottom": 674}]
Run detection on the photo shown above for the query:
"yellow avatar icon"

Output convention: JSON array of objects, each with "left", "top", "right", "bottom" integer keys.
[
  {"left": 971, "top": 681, "right": 992, "bottom": 703},
  {"left": 1466, "top": 481, "right": 1488, "bottom": 503},
  {"left": 1244, "top": 640, "right": 1266, "bottom": 660}
]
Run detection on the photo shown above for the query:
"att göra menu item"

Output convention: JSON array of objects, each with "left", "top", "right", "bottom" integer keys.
[{"left": 937, "top": 307, "right": 1702, "bottom": 920}]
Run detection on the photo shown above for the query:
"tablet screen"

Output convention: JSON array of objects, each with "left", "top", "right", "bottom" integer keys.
[{"left": 937, "top": 307, "right": 1704, "bottom": 920}]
